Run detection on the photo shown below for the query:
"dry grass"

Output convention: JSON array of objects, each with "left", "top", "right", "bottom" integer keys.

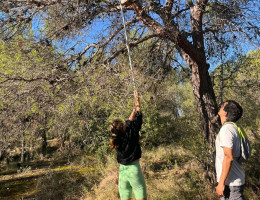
[
  {"left": 2, "top": 143, "right": 257, "bottom": 200},
  {"left": 83, "top": 145, "right": 219, "bottom": 200},
  {"left": 84, "top": 156, "right": 120, "bottom": 200}
]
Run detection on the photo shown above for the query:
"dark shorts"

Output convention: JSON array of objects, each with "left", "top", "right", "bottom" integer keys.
[{"left": 221, "top": 185, "right": 245, "bottom": 200}]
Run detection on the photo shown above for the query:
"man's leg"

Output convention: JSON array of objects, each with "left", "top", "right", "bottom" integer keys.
[
  {"left": 221, "top": 185, "right": 245, "bottom": 200},
  {"left": 229, "top": 185, "right": 245, "bottom": 200},
  {"left": 221, "top": 186, "right": 230, "bottom": 200}
]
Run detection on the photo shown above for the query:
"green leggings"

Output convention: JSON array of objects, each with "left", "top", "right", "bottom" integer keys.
[{"left": 119, "top": 161, "right": 147, "bottom": 199}]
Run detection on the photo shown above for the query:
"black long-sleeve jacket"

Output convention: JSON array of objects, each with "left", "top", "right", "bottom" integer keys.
[{"left": 116, "top": 111, "right": 142, "bottom": 165}]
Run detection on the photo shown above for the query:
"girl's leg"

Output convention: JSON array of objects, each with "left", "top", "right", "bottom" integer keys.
[
  {"left": 128, "top": 162, "right": 147, "bottom": 200},
  {"left": 119, "top": 164, "right": 133, "bottom": 200}
]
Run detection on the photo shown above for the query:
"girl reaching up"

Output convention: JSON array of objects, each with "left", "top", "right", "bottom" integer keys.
[{"left": 110, "top": 90, "right": 147, "bottom": 200}]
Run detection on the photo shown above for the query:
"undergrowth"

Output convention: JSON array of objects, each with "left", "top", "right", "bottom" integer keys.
[
  {"left": 83, "top": 142, "right": 259, "bottom": 200},
  {"left": 84, "top": 145, "right": 219, "bottom": 200}
]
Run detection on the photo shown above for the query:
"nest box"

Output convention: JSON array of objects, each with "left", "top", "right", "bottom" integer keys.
[{"left": 121, "top": 0, "right": 133, "bottom": 6}]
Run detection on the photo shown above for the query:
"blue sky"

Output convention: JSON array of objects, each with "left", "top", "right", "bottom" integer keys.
[{"left": 27, "top": 1, "right": 260, "bottom": 72}]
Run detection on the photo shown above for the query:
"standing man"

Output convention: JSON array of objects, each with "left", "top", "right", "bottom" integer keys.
[{"left": 215, "top": 100, "right": 245, "bottom": 200}]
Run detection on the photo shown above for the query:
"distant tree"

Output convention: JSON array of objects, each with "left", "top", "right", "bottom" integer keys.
[
  {"left": 0, "top": 33, "right": 180, "bottom": 161},
  {"left": 0, "top": 0, "right": 259, "bottom": 146},
  {"left": 213, "top": 49, "right": 260, "bottom": 129},
  {"left": 0, "top": 37, "right": 73, "bottom": 162}
]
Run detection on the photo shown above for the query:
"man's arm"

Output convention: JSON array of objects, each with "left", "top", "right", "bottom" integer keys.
[{"left": 216, "top": 147, "right": 233, "bottom": 197}]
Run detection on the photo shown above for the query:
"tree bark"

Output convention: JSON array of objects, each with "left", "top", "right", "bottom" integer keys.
[
  {"left": 41, "top": 129, "right": 47, "bottom": 157},
  {"left": 21, "top": 132, "right": 25, "bottom": 163},
  {"left": 191, "top": 62, "right": 219, "bottom": 144},
  {"left": 187, "top": 0, "right": 220, "bottom": 145}
]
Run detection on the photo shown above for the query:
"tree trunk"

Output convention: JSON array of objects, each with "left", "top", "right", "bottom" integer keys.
[
  {"left": 21, "top": 132, "right": 25, "bottom": 163},
  {"left": 41, "top": 129, "right": 47, "bottom": 157},
  {"left": 191, "top": 61, "right": 220, "bottom": 146},
  {"left": 219, "top": 62, "right": 224, "bottom": 105},
  {"left": 187, "top": 0, "right": 220, "bottom": 146}
]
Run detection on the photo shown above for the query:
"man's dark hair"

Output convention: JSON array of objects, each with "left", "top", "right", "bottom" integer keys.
[{"left": 223, "top": 100, "right": 243, "bottom": 122}]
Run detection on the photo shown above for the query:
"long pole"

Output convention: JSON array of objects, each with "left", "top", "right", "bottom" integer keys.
[{"left": 118, "top": 1, "right": 136, "bottom": 90}]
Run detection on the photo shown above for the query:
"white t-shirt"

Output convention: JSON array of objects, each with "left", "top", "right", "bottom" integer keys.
[{"left": 215, "top": 123, "right": 245, "bottom": 186}]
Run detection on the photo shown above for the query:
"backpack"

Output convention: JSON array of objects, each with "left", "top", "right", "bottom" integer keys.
[{"left": 225, "top": 122, "right": 252, "bottom": 163}]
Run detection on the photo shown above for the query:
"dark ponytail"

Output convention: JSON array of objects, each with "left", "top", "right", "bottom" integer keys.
[
  {"left": 110, "top": 135, "right": 119, "bottom": 150},
  {"left": 110, "top": 118, "right": 125, "bottom": 149}
]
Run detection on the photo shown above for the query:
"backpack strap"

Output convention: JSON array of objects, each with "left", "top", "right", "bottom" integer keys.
[
  {"left": 224, "top": 122, "right": 248, "bottom": 139},
  {"left": 223, "top": 122, "right": 251, "bottom": 162}
]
